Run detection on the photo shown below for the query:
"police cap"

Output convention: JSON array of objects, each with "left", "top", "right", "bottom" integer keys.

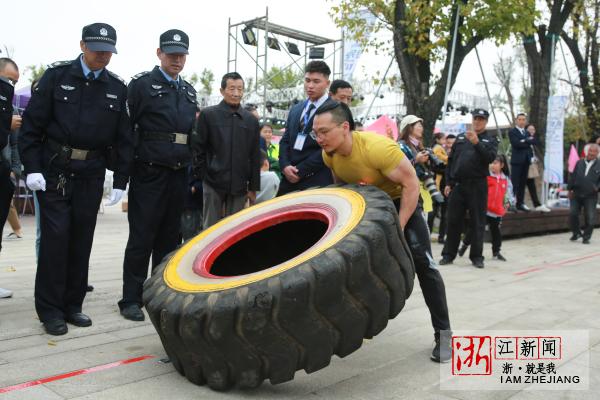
[
  {"left": 160, "top": 29, "right": 189, "bottom": 54},
  {"left": 472, "top": 108, "right": 489, "bottom": 119},
  {"left": 82, "top": 23, "right": 117, "bottom": 54}
]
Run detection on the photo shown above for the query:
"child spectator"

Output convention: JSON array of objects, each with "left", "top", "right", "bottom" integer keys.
[
  {"left": 256, "top": 150, "right": 280, "bottom": 203},
  {"left": 459, "top": 155, "right": 514, "bottom": 261}
]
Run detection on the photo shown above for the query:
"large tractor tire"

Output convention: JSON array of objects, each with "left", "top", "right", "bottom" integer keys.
[{"left": 143, "top": 184, "right": 415, "bottom": 391}]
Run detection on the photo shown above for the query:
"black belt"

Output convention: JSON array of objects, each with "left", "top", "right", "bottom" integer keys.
[
  {"left": 141, "top": 131, "right": 189, "bottom": 145},
  {"left": 47, "top": 138, "right": 106, "bottom": 161}
]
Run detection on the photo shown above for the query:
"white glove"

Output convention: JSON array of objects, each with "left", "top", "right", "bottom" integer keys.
[
  {"left": 26, "top": 173, "right": 46, "bottom": 191},
  {"left": 105, "top": 188, "right": 124, "bottom": 206}
]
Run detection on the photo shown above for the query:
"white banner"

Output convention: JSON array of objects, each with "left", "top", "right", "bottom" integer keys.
[
  {"left": 342, "top": 9, "right": 376, "bottom": 80},
  {"left": 543, "top": 96, "right": 568, "bottom": 184}
]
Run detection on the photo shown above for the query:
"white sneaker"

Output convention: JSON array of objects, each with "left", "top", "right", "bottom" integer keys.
[
  {"left": 521, "top": 204, "right": 531, "bottom": 211},
  {"left": 0, "top": 288, "right": 13, "bottom": 298},
  {"left": 535, "top": 205, "right": 551, "bottom": 213}
]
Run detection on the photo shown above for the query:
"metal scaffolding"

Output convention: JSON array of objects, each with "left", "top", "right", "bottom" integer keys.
[{"left": 227, "top": 7, "right": 342, "bottom": 115}]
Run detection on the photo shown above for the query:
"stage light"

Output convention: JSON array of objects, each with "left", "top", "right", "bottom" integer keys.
[
  {"left": 242, "top": 26, "right": 257, "bottom": 46},
  {"left": 285, "top": 42, "right": 300, "bottom": 55},
  {"left": 267, "top": 37, "right": 281, "bottom": 51},
  {"left": 309, "top": 47, "right": 325, "bottom": 59}
]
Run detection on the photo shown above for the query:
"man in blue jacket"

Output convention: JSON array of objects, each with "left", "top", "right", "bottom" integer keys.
[{"left": 277, "top": 61, "right": 334, "bottom": 195}]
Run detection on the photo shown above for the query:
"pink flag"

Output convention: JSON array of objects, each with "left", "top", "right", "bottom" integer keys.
[
  {"left": 365, "top": 115, "right": 398, "bottom": 140},
  {"left": 568, "top": 144, "right": 580, "bottom": 173}
]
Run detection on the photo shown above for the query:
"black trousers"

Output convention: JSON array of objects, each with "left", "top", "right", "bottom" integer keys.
[
  {"left": 427, "top": 201, "right": 447, "bottom": 240},
  {"left": 35, "top": 175, "right": 103, "bottom": 322},
  {"left": 395, "top": 200, "right": 451, "bottom": 333},
  {"left": 511, "top": 162, "right": 529, "bottom": 207},
  {"left": 119, "top": 163, "right": 186, "bottom": 309},
  {"left": 442, "top": 179, "right": 488, "bottom": 263},
  {"left": 570, "top": 195, "right": 597, "bottom": 240},
  {"left": 463, "top": 215, "right": 503, "bottom": 255},
  {"left": 0, "top": 160, "right": 14, "bottom": 253},
  {"left": 526, "top": 178, "right": 541, "bottom": 207}
]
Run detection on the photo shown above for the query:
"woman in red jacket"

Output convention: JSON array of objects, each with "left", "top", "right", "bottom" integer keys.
[{"left": 459, "top": 155, "right": 514, "bottom": 261}]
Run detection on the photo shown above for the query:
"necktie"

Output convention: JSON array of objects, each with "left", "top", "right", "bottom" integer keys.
[
  {"left": 86, "top": 72, "right": 95, "bottom": 81},
  {"left": 300, "top": 103, "right": 316, "bottom": 131}
]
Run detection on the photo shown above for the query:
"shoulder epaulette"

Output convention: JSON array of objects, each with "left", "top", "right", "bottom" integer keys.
[
  {"left": 47, "top": 60, "right": 72, "bottom": 69},
  {"left": 131, "top": 71, "right": 151, "bottom": 81},
  {"left": 108, "top": 70, "right": 127, "bottom": 85},
  {"left": 182, "top": 80, "right": 196, "bottom": 92}
]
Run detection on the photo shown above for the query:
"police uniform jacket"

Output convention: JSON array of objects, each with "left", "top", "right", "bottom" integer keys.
[
  {"left": 127, "top": 66, "right": 197, "bottom": 170},
  {"left": 446, "top": 130, "right": 498, "bottom": 186},
  {"left": 193, "top": 100, "right": 260, "bottom": 195},
  {"left": 18, "top": 56, "right": 132, "bottom": 189},
  {"left": 0, "top": 76, "right": 15, "bottom": 150}
]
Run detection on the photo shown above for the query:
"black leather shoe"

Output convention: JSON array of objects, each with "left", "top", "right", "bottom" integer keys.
[
  {"left": 570, "top": 233, "right": 582, "bottom": 241},
  {"left": 43, "top": 319, "right": 68, "bottom": 336},
  {"left": 583, "top": 238, "right": 590, "bottom": 244},
  {"left": 86, "top": 285, "right": 94, "bottom": 292},
  {"left": 458, "top": 244, "right": 468, "bottom": 257},
  {"left": 121, "top": 304, "right": 145, "bottom": 321},
  {"left": 472, "top": 260, "right": 485, "bottom": 268},
  {"left": 439, "top": 258, "right": 453, "bottom": 265},
  {"left": 66, "top": 312, "right": 92, "bottom": 327},
  {"left": 517, "top": 204, "right": 531, "bottom": 212}
]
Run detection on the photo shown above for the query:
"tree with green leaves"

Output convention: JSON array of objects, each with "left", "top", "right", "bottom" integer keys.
[
  {"left": 258, "top": 66, "right": 303, "bottom": 91},
  {"left": 331, "top": 0, "right": 536, "bottom": 140},
  {"left": 25, "top": 64, "right": 46, "bottom": 83},
  {"left": 199, "top": 68, "right": 214, "bottom": 96}
]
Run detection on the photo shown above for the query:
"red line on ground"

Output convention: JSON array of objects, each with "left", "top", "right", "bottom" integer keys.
[
  {"left": 0, "top": 355, "right": 155, "bottom": 394},
  {"left": 513, "top": 252, "right": 600, "bottom": 276}
]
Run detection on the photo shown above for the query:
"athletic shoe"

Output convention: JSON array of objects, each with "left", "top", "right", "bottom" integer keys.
[
  {"left": 431, "top": 337, "right": 451, "bottom": 363},
  {"left": 535, "top": 205, "right": 551, "bottom": 213},
  {"left": 517, "top": 204, "right": 531, "bottom": 212},
  {"left": 5, "top": 232, "right": 22, "bottom": 240},
  {"left": 0, "top": 288, "right": 13, "bottom": 298}
]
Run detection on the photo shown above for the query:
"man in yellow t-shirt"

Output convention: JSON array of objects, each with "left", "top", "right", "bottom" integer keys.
[{"left": 312, "top": 102, "right": 452, "bottom": 363}]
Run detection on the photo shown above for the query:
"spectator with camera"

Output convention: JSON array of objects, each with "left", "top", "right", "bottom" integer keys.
[
  {"left": 428, "top": 132, "right": 449, "bottom": 242},
  {"left": 398, "top": 115, "right": 445, "bottom": 220}
]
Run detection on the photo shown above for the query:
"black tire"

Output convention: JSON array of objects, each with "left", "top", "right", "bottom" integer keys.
[{"left": 143, "top": 184, "right": 415, "bottom": 390}]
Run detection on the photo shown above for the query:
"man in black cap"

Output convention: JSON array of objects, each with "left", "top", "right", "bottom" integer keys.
[
  {"left": 117, "top": 29, "right": 197, "bottom": 321},
  {"left": 19, "top": 23, "right": 132, "bottom": 335},
  {"left": 440, "top": 109, "right": 497, "bottom": 268}
]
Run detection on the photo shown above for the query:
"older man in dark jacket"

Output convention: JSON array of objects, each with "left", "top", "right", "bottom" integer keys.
[
  {"left": 193, "top": 72, "right": 260, "bottom": 229},
  {"left": 568, "top": 144, "right": 600, "bottom": 244}
]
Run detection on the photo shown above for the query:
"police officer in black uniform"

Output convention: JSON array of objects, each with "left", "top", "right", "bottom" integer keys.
[
  {"left": 19, "top": 23, "right": 132, "bottom": 335},
  {"left": 440, "top": 109, "right": 497, "bottom": 268},
  {"left": 118, "top": 29, "right": 197, "bottom": 321},
  {"left": 0, "top": 58, "right": 19, "bottom": 258}
]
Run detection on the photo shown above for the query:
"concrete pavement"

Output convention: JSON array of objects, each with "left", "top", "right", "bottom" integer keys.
[{"left": 0, "top": 204, "right": 598, "bottom": 399}]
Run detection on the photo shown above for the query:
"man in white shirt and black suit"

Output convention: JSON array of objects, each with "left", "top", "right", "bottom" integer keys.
[
  {"left": 509, "top": 113, "right": 537, "bottom": 211},
  {"left": 277, "top": 61, "right": 335, "bottom": 195}
]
